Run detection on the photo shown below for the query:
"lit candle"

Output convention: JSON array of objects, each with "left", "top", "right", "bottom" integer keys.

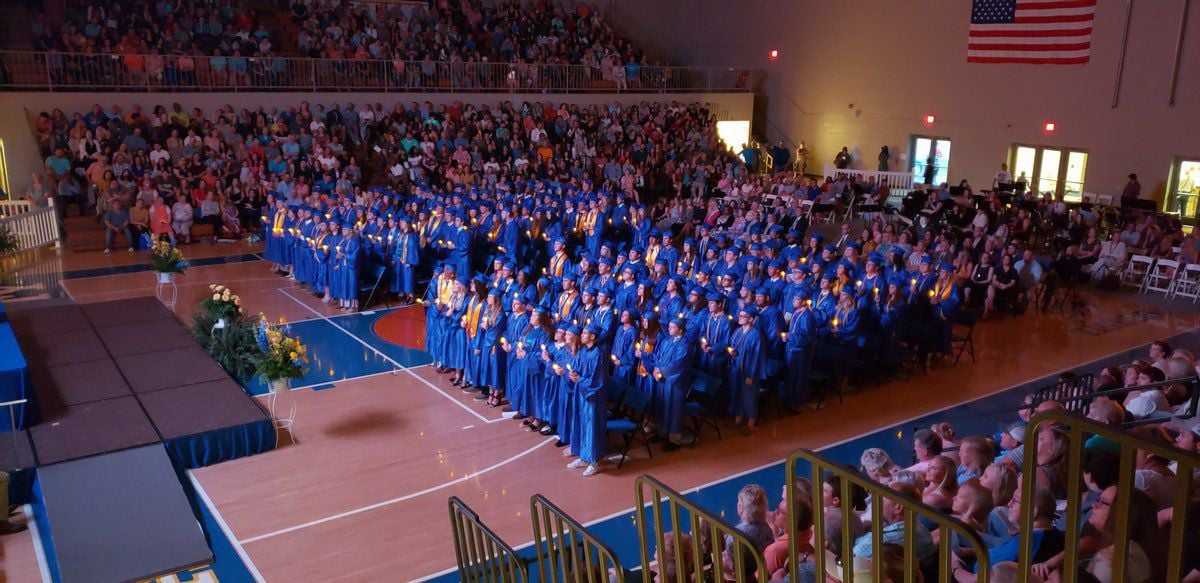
[
  {"left": 928, "top": 290, "right": 935, "bottom": 298},
  {"left": 541, "top": 344, "right": 547, "bottom": 351},
  {"left": 610, "top": 354, "right": 618, "bottom": 363},
  {"left": 727, "top": 346, "right": 734, "bottom": 354},
  {"left": 781, "top": 332, "right": 788, "bottom": 340}
]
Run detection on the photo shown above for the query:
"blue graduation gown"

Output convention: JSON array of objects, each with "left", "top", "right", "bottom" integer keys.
[
  {"left": 552, "top": 345, "right": 574, "bottom": 442},
  {"left": 698, "top": 312, "right": 732, "bottom": 376},
  {"left": 506, "top": 323, "right": 544, "bottom": 418},
  {"left": 450, "top": 226, "right": 471, "bottom": 279},
  {"left": 444, "top": 297, "right": 469, "bottom": 370},
  {"left": 390, "top": 231, "right": 420, "bottom": 294},
  {"left": 330, "top": 234, "right": 360, "bottom": 300},
  {"left": 279, "top": 215, "right": 296, "bottom": 267},
  {"left": 784, "top": 308, "right": 819, "bottom": 408},
  {"left": 311, "top": 233, "right": 333, "bottom": 289},
  {"left": 611, "top": 325, "right": 639, "bottom": 385},
  {"left": 755, "top": 305, "right": 785, "bottom": 359},
  {"left": 728, "top": 326, "right": 767, "bottom": 420},
  {"left": 424, "top": 280, "right": 443, "bottom": 364},
  {"left": 653, "top": 334, "right": 693, "bottom": 435},
  {"left": 572, "top": 344, "right": 608, "bottom": 463},
  {"left": 473, "top": 309, "right": 506, "bottom": 390}
]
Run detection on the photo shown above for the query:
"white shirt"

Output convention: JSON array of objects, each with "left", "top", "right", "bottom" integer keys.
[{"left": 994, "top": 170, "right": 1013, "bottom": 187}]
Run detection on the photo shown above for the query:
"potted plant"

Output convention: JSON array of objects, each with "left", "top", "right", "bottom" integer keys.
[
  {"left": 200, "top": 284, "right": 242, "bottom": 330},
  {"left": 149, "top": 239, "right": 186, "bottom": 283},
  {"left": 254, "top": 317, "right": 308, "bottom": 393}
]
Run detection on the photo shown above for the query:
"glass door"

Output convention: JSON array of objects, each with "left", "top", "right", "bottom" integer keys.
[
  {"left": 910, "top": 135, "right": 951, "bottom": 186},
  {"left": 1064, "top": 152, "right": 1088, "bottom": 202},
  {"left": 1010, "top": 144, "right": 1087, "bottom": 200},
  {"left": 1168, "top": 158, "right": 1200, "bottom": 226},
  {"left": 1037, "top": 149, "right": 1062, "bottom": 196}
]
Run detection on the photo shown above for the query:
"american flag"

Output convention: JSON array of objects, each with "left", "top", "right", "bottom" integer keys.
[{"left": 969, "top": 0, "right": 1096, "bottom": 64}]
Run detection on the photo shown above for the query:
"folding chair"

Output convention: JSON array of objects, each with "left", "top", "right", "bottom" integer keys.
[
  {"left": 683, "top": 369, "right": 723, "bottom": 443},
  {"left": 758, "top": 359, "right": 786, "bottom": 420},
  {"left": 1142, "top": 258, "right": 1178, "bottom": 296},
  {"left": 949, "top": 310, "right": 977, "bottom": 366},
  {"left": 606, "top": 388, "right": 652, "bottom": 468},
  {"left": 358, "top": 262, "right": 391, "bottom": 310},
  {"left": 1171, "top": 263, "right": 1200, "bottom": 303},
  {"left": 810, "top": 342, "right": 844, "bottom": 409},
  {"left": 1120, "top": 255, "right": 1154, "bottom": 291}
]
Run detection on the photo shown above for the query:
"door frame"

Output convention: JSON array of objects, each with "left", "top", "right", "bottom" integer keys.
[
  {"left": 909, "top": 134, "right": 952, "bottom": 185},
  {"left": 1166, "top": 156, "right": 1200, "bottom": 225},
  {"left": 1008, "top": 143, "right": 1088, "bottom": 199}
]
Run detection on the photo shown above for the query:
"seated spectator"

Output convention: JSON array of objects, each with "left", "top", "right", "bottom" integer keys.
[
  {"left": 171, "top": 197, "right": 194, "bottom": 244},
  {"left": 852, "top": 482, "right": 936, "bottom": 567},
  {"left": 906, "top": 428, "right": 944, "bottom": 474},
  {"left": 729, "top": 484, "right": 774, "bottom": 553},
  {"left": 103, "top": 198, "right": 134, "bottom": 254},
  {"left": 128, "top": 197, "right": 150, "bottom": 242}
]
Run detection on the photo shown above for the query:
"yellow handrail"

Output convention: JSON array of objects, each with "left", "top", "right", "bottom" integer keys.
[
  {"left": 634, "top": 474, "right": 768, "bottom": 583},
  {"left": 1017, "top": 410, "right": 1200, "bottom": 583},
  {"left": 530, "top": 494, "right": 626, "bottom": 583},
  {"left": 448, "top": 496, "right": 529, "bottom": 583},
  {"left": 786, "top": 449, "right": 990, "bottom": 583}
]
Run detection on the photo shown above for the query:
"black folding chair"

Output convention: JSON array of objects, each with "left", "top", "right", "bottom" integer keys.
[{"left": 358, "top": 262, "right": 390, "bottom": 310}]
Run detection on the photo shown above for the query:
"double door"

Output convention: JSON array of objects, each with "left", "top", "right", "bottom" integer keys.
[{"left": 1011, "top": 145, "right": 1088, "bottom": 201}]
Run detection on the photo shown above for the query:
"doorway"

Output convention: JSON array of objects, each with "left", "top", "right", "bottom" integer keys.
[
  {"left": 1010, "top": 144, "right": 1088, "bottom": 201},
  {"left": 910, "top": 135, "right": 951, "bottom": 187}
]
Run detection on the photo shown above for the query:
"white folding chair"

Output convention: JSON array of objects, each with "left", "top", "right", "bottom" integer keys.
[
  {"left": 1121, "top": 255, "right": 1154, "bottom": 291},
  {"left": 1143, "top": 258, "right": 1178, "bottom": 295},
  {"left": 1171, "top": 263, "right": 1200, "bottom": 303}
]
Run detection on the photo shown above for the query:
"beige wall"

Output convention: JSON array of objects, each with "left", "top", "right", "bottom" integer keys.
[
  {"left": 616, "top": 0, "right": 1200, "bottom": 202},
  {"left": 0, "top": 91, "right": 753, "bottom": 195}
]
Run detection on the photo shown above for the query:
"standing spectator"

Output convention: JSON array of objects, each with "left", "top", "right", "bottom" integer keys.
[
  {"left": 878, "top": 145, "right": 890, "bottom": 171},
  {"left": 1122, "top": 173, "right": 1142, "bottom": 201},
  {"left": 834, "top": 146, "right": 852, "bottom": 169}
]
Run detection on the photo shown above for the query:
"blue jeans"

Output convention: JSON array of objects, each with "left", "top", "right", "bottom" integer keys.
[{"left": 106, "top": 226, "right": 133, "bottom": 249}]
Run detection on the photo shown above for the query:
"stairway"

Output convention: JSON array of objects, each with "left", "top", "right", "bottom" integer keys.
[{"left": 61, "top": 215, "right": 109, "bottom": 253}]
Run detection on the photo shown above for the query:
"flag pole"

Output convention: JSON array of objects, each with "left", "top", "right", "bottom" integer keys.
[
  {"left": 1111, "top": 0, "right": 1135, "bottom": 108},
  {"left": 1169, "top": 0, "right": 1192, "bottom": 106}
]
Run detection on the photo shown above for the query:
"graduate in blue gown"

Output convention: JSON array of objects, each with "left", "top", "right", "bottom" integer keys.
[
  {"left": 654, "top": 317, "right": 694, "bottom": 450},
  {"left": 783, "top": 291, "right": 819, "bottom": 411},
  {"left": 311, "top": 220, "right": 333, "bottom": 299},
  {"left": 442, "top": 276, "right": 470, "bottom": 385},
  {"left": 610, "top": 308, "right": 640, "bottom": 385},
  {"left": 553, "top": 327, "right": 580, "bottom": 448},
  {"left": 425, "top": 266, "right": 445, "bottom": 367},
  {"left": 538, "top": 327, "right": 567, "bottom": 439},
  {"left": 930, "top": 263, "right": 962, "bottom": 357},
  {"left": 635, "top": 312, "right": 663, "bottom": 398},
  {"left": 448, "top": 213, "right": 472, "bottom": 279},
  {"left": 475, "top": 289, "right": 507, "bottom": 407},
  {"left": 509, "top": 304, "right": 551, "bottom": 429},
  {"left": 279, "top": 206, "right": 297, "bottom": 276},
  {"left": 697, "top": 292, "right": 732, "bottom": 377},
  {"left": 390, "top": 215, "right": 420, "bottom": 303},
  {"left": 329, "top": 221, "right": 360, "bottom": 311},
  {"left": 566, "top": 324, "right": 610, "bottom": 476},
  {"left": 460, "top": 277, "right": 488, "bottom": 390},
  {"left": 728, "top": 305, "right": 767, "bottom": 432}
]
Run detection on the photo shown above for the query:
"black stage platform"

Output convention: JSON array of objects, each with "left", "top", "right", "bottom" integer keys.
[{"left": 7, "top": 296, "right": 275, "bottom": 468}]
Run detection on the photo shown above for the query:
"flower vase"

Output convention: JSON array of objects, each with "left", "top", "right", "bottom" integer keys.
[
  {"left": 269, "top": 378, "right": 292, "bottom": 393},
  {"left": 156, "top": 271, "right": 174, "bottom": 284}
]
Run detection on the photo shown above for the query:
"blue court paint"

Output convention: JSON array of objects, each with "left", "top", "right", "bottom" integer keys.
[
  {"left": 62, "top": 253, "right": 263, "bottom": 280},
  {"left": 310, "top": 383, "right": 336, "bottom": 391},
  {"left": 241, "top": 318, "right": 395, "bottom": 395},
  {"left": 333, "top": 308, "right": 434, "bottom": 369}
]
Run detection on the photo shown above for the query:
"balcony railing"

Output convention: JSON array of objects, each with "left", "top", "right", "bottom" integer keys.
[{"left": 0, "top": 51, "right": 755, "bottom": 94}]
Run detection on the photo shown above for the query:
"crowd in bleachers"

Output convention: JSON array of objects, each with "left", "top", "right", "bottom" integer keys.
[
  {"left": 651, "top": 341, "right": 1199, "bottom": 582},
  {"left": 16, "top": 0, "right": 678, "bottom": 91},
  {"left": 289, "top": 0, "right": 661, "bottom": 82},
  {"left": 28, "top": 0, "right": 278, "bottom": 87}
]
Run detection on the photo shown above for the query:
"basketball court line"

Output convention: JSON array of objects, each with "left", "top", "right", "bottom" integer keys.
[
  {"left": 410, "top": 329, "right": 1196, "bottom": 582},
  {"left": 237, "top": 437, "right": 556, "bottom": 545},
  {"left": 278, "top": 287, "right": 493, "bottom": 423},
  {"left": 188, "top": 472, "right": 266, "bottom": 583}
]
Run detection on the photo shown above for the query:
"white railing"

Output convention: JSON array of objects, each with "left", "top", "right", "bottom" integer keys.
[
  {"left": 0, "top": 199, "right": 61, "bottom": 252},
  {"left": 0, "top": 51, "right": 756, "bottom": 94},
  {"left": 823, "top": 164, "right": 916, "bottom": 191}
]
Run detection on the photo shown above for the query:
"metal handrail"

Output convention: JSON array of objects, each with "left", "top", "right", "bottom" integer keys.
[
  {"left": 786, "top": 449, "right": 990, "bottom": 583},
  {"left": 0, "top": 51, "right": 755, "bottom": 94},
  {"left": 530, "top": 494, "right": 626, "bottom": 583},
  {"left": 1018, "top": 410, "right": 1200, "bottom": 583},
  {"left": 634, "top": 474, "right": 768, "bottom": 583},
  {"left": 448, "top": 496, "right": 530, "bottom": 583}
]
